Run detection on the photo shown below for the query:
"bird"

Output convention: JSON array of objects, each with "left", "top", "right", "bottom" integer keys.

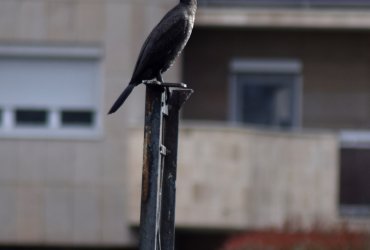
[{"left": 108, "top": 0, "right": 197, "bottom": 114}]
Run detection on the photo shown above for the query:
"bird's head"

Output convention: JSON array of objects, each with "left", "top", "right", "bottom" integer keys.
[{"left": 180, "top": 0, "right": 197, "bottom": 5}]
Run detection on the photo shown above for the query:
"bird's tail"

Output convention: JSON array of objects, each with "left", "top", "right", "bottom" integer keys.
[{"left": 108, "top": 84, "right": 135, "bottom": 114}]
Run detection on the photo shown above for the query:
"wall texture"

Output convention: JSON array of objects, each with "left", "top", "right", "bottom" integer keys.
[
  {"left": 128, "top": 124, "right": 339, "bottom": 231},
  {"left": 0, "top": 0, "right": 181, "bottom": 246}
]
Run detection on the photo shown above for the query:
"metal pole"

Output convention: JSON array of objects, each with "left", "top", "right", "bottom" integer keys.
[
  {"left": 139, "top": 84, "right": 165, "bottom": 250},
  {"left": 139, "top": 82, "right": 193, "bottom": 250},
  {"left": 160, "top": 89, "right": 193, "bottom": 250}
]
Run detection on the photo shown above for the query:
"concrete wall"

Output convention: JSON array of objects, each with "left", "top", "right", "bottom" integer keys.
[
  {"left": 196, "top": 8, "right": 370, "bottom": 29},
  {"left": 0, "top": 0, "right": 181, "bottom": 246},
  {"left": 183, "top": 27, "right": 370, "bottom": 131},
  {"left": 128, "top": 124, "right": 339, "bottom": 231}
]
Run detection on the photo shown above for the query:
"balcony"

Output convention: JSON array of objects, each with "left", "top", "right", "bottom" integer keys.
[
  {"left": 127, "top": 123, "right": 339, "bottom": 230},
  {"left": 198, "top": 0, "right": 370, "bottom": 8},
  {"left": 196, "top": 0, "right": 370, "bottom": 29}
]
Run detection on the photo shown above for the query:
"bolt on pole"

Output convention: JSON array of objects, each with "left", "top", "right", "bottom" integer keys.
[{"left": 139, "top": 82, "right": 193, "bottom": 250}]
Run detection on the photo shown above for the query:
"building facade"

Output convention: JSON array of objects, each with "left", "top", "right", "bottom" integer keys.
[
  {"left": 0, "top": 0, "right": 180, "bottom": 247},
  {"left": 185, "top": 0, "right": 370, "bottom": 224},
  {"left": 0, "top": 0, "right": 369, "bottom": 249}
]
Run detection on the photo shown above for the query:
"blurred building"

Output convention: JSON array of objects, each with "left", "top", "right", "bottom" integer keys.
[{"left": 0, "top": 0, "right": 369, "bottom": 249}]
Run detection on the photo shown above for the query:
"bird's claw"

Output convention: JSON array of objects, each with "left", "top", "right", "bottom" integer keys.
[
  {"left": 143, "top": 79, "right": 162, "bottom": 86},
  {"left": 143, "top": 80, "right": 187, "bottom": 89}
]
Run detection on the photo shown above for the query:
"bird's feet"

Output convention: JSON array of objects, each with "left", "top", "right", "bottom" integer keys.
[
  {"left": 143, "top": 79, "right": 187, "bottom": 88},
  {"left": 144, "top": 79, "right": 162, "bottom": 86}
]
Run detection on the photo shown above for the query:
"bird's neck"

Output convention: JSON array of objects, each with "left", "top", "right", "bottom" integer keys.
[{"left": 180, "top": 0, "right": 197, "bottom": 6}]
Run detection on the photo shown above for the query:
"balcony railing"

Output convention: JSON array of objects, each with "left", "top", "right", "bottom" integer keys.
[{"left": 198, "top": 0, "right": 370, "bottom": 8}]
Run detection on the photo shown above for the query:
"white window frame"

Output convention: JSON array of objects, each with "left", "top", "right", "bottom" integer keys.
[
  {"left": 0, "top": 45, "right": 103, "bottom": 140},
  {"left": 229, "top": 59, "right": 303, "bottom": 129},
  {"left": 340, "top": 130, "right": 370, "bottom": 149}
]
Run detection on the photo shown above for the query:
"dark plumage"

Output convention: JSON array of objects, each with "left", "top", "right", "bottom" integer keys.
[{"left": 108, "top": 0, "right": 197, "bottom": 114}]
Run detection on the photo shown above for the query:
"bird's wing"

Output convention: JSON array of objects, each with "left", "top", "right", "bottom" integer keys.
[{"left": 130, "top": 7, "right": 188, "bottom": 83}]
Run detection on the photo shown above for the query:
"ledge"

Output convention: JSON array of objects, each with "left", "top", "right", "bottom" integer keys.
[{"left": 196, "top": 7, "right": 370, "bottom": 29}]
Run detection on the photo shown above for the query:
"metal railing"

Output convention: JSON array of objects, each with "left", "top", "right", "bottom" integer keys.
[{"left": 198, "top": 0, "right": 370, "bottom": 8}]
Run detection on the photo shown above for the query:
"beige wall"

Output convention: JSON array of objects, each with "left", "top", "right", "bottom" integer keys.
[
  {"left": 183, "top": 28, "right": 370, "bottom": 131},
  {"left": 0, "top": 0, "right": 181, "bottom": 246},
  {"left": 128, "top": 124, "right": 339, "bottom": 231}
]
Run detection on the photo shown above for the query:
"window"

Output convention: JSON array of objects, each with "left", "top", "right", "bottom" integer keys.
[
  {"left": 61, "top": 110, "right": 94, "bottom": 127},
  {"left": 340, "top": 147, "right": 370, "bottom": 217},
  {"left": 230, "top": 59, "right": 302, "bottom": 129},
  {"left": 339, "top": 131, "right": 370, "bottom": 217},
  {"left": 0, "top": 45, "right": 102, "bottom": 139},
  {"left": 15, "top": 109, "right": 48, "bottom": 126}
]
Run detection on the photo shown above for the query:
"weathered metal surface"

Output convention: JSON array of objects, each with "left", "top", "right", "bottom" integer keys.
[
  {"left": 139, "top": 84, "right": 193, "bottom": 250},
  {"left": 160, "top": 89, "right": 193, "bottom": 250},
  {"left": 140, "top": 85, "right": 164, "bottom": 250}
]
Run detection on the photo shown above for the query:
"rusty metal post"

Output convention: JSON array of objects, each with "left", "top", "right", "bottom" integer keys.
[
  {"left": 139, "top": 82, "right": 192, "bottom": 250},
  {"left": 160, "top": 89, "right": 193, "bottom": 250},
  {"left": 139, "top": 84, "right": 165, "bottom": 250}
]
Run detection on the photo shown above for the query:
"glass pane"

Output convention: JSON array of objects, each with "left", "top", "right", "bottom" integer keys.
[
  {"left": 340, "top": 148, "right": 370, "bottom": 206},
  {"left": 240, "top": 84, "right": 275, "bottom": 125},
  {"left": 15, "top": 109, "right": 48, "bottom": 126},
  {"left": 275, "top": 86, "right": 293, "bottom": 127},
  {"left": 236, "top": 74, "right": 295, "bottom": 128},
  {"left": 61, "top": 110, "right": 94, "bottom": 127}
]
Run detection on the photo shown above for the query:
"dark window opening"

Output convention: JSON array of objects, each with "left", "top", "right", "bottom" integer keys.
[
  {"left": 15, "top": 109, "right": 48, "bottom": 126},
  {"left": 61, "top": 110, "right": 94, "bottom": 127},
  {"left": 233, "top": 74, "right": 300, "bottom": 129},
  {"left": 340, "top": 147, "right": 370, "bottom": 217}
]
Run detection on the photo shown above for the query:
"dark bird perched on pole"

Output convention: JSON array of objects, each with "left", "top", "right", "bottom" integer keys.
[{"left": 108, "top": 0, "right": 197, "bottom": 114}]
